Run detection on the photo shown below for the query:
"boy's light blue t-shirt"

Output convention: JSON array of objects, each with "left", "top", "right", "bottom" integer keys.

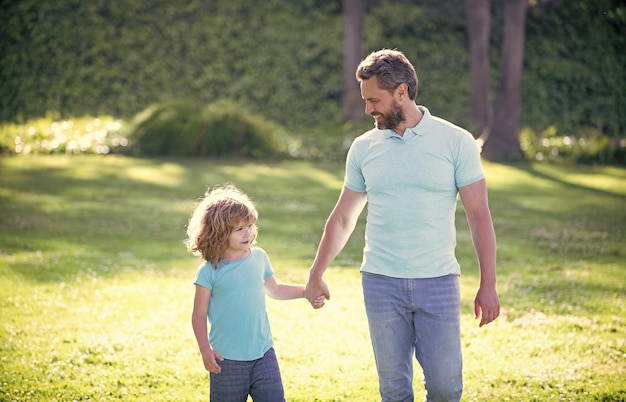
[
  {"left": 194, "top": 247, "right": 274, "bottom": 361},
  {"left": 345, "top": 106, "right": 485, "bottom": 279}
]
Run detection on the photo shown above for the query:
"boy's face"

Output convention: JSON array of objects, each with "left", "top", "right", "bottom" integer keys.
[{"left": 226, "top": 222, "right": 256, "bottom": 254}]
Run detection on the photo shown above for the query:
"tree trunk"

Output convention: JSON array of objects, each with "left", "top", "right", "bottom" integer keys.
[
  {"left": 466, "top": 0, "right": 492, "bottom": 136},
  {"left": 342, "top": 0, "right": 365, "bottom": 122},
  {"left": 481, "top": 0, "right": 528, "bottom": 162}
]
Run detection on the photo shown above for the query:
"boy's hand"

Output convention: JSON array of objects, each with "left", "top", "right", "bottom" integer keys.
[
  {"left": 202, "top": 348, "right": 224, "bottom": 374},
  {"left": 312, "top": 295, "right": 326, "bottom": 308}
]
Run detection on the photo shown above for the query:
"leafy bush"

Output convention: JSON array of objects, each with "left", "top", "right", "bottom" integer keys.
[
  {"left": 0, "top": 115, "right": 129, "bottom": 155},
  {"left": 126, "top": 100, "right": 289, "bottom": 158}
]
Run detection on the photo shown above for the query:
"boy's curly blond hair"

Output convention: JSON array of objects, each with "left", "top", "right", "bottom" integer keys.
[{"left": 185, "top": 184, "right": 258, "bottom": 267}]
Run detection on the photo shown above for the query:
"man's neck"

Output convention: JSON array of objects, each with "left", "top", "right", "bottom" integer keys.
[{"left": 393, "top": 104, "right": 423, "bottom": 135}]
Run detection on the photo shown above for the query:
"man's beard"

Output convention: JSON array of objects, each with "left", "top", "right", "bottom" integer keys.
[{"left": 373, "top": 101, "right": 405, "bottom": 130}]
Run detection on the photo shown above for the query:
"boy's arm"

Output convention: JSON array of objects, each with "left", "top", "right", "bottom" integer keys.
[
  {"left": 191, "top": 284, "right": 223, "bottom": 373},
  {"left": 264, "top": 276, "right": 306, "bottom": 300}
]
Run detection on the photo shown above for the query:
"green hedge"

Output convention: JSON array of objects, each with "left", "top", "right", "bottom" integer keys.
[
  {"left": 0, "top": 0, "right": 343, "bottom": 130},
  {"left": 0, "top": 0, "right": 623, "bottom": 150},
  {"left": 522, "top": 0, "right": 625, "bottom": 137}
]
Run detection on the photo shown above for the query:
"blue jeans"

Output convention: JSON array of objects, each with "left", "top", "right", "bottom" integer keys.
[
  {"left": 362, "top": 272, "right": 463, "bottom": 402},
  {"left": 209, "top": 347, "right": 285, "bottom": 402}
]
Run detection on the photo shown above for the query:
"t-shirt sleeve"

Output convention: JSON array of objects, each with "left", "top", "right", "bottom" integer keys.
[
  {"left": 193, "top": 262, "right": 214, "bottom": 290},
  {"left": 261, "top": 249, "right": 274, "bottom": 279}
]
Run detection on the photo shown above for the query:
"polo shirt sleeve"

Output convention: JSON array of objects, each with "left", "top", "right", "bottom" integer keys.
[
  {"left": 344, "top": 139, "right": 367, "bottom": 192},
  {"left": 454, "top": 131, "right": 485, "bottom": 188}
]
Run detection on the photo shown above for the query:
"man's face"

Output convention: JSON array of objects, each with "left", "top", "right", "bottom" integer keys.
[{"left": 360, "top": 76, "right": 405, "bottom": 131}]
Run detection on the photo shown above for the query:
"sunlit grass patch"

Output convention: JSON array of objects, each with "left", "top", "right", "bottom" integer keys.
[{"left": 462, "top": 310, "right": 626, "bottom": 401}]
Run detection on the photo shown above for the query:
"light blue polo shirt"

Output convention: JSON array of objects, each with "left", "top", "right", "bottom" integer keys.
[
  {"left": 345, "top": 106, "right": 484, "bottom": 278},
  {"left": 194, "top": 247, "right": 274, "bottom": 361}
]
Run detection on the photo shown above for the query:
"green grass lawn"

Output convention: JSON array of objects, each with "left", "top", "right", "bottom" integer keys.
[{"left": 1, "top": 155, "right": 624, "bottom": 401}]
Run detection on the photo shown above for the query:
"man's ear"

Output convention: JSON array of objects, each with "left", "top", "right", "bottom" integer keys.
[{"left": 395, "top": 83, "right": 409, "bottom": 101}]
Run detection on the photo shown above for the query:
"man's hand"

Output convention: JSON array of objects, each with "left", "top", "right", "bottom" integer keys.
[
  {"left": 474, "top": 286, "right": 500, "bottom": 327},
  {"left": 305, "top": 277, "right": 330, "bottom": 309}
]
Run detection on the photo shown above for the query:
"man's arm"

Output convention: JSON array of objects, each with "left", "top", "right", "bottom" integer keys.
[
  {"left": 459, "top": 178, "right": 500, "bottom": 327},
  {"left": 305, "top": 187, "right": 367, "bottom": 307}
]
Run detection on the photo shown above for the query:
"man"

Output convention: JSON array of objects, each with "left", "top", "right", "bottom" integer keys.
[{"left": 304, "top": 49, "right": 500, "bottom": 402}]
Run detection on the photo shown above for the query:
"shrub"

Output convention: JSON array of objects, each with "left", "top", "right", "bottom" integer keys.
[
  {"left": 125, "top": 101, "right": 200, "bottom": 157},
  {"left": 126, "top": 100, "right": 289, "bottom": 158}
]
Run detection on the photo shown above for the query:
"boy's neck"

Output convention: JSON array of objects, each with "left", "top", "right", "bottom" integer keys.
[{"left": 221, "top": 247, "right": 251, "bottom": 261}]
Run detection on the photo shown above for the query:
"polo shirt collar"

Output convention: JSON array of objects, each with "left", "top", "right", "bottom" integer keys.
[{"left": 384, "top": 105, "right": 432, "bottom": 139}]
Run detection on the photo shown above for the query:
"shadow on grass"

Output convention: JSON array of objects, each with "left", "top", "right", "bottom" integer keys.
[
  {"left": 519, "top": 162, "right": 626, "bottom": 200},
  {"left": 1, "top": 157, "right": 624, "bottom": 287},
  {"left": 0, "top": 157, "right": 350, "bottom": 283}
]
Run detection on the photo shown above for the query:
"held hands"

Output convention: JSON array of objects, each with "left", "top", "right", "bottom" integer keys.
[
  {"left": 305, "top": 277, "right": 330, "bottom": 309},
  {"left": 474, "top": 286, "right": 500, "bottom": 327},
  {"left": 201, "top": 347, "right": 224, "bottom": 374}
]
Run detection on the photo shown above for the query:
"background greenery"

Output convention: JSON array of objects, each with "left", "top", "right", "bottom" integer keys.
[
  {"left": 1, "top": 0, "right": 624, "bottom": 138},
  {"left": 1, "top": 156, "right": 625, "bottom": 401}
]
